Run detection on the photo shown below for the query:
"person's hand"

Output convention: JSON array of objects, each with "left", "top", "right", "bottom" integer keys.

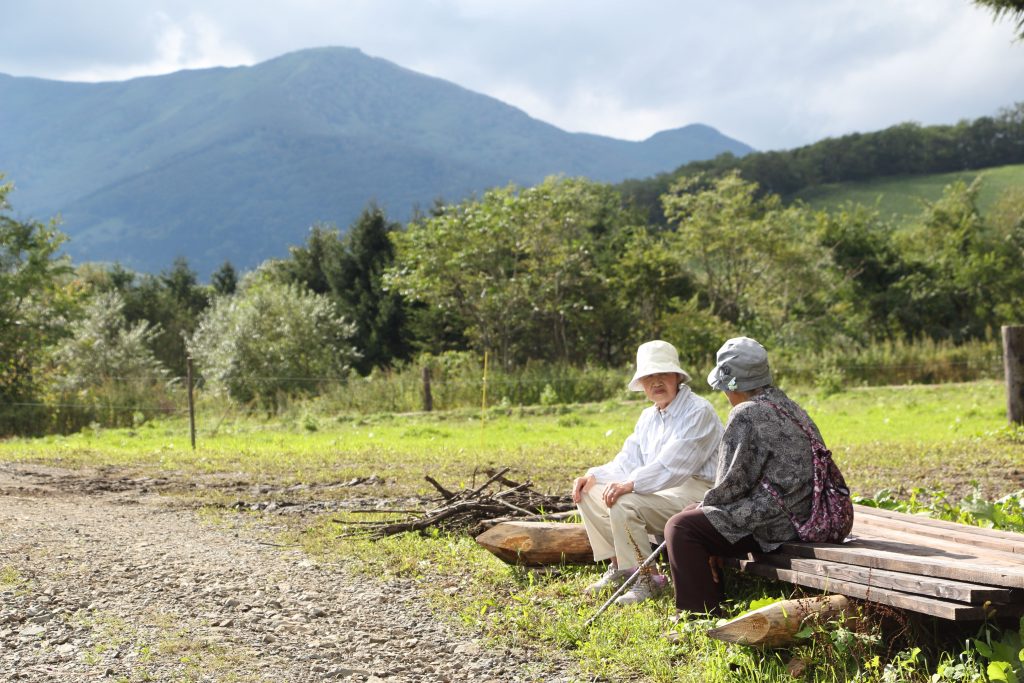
[
  {"left": 571, "top": 475, "right": 595, "bottom": 503},
  {"left": 602, "top": 481, "right": 634, "bottom": 507},
  {"left": 708, "top": 555, "right": 725, "bottom": 583}
]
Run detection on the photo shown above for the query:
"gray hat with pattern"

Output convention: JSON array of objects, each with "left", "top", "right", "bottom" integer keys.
[{"left": 707, "top": 337, "right": 773, "bottom": 391}]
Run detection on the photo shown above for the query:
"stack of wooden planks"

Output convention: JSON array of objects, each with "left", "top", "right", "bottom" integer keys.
[
  {"left": 475, "top": 505, "right": 1024, "bottom": 621},
  {"left": 735, "top": 503, "right": 1024, "bottom": 621}
]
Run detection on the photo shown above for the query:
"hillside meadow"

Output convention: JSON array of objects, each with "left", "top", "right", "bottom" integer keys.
[
  {"left": 794, "top": 162, "right": 1024, "bottom": 220},
  {"left": 2, "top": 379, "right": 1022, "bottom": 681}
]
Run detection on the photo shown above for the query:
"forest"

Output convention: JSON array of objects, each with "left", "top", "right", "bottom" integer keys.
[
  {"left": 1, "top": 106, "right": 1022, "bottom": 436},
  {"left": 620, "top": 102, "right": 1024, "bottom": 224}
]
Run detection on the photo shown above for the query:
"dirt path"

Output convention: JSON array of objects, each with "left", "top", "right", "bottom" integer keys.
[{"left": 0, "top": 464, "right": 575, "bottom": 682}]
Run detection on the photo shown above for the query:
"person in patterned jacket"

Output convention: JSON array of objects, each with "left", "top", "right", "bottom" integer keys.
[{"left": 664, "top": 337, "right": 824, "bottom": 615}]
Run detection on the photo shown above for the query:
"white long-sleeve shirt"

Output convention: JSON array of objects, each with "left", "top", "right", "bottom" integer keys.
[{"left": 587, "top": 385, "right": 723, "bottom": 494}]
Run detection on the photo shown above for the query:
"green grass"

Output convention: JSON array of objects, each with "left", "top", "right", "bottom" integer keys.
[
  {"left": 3, "top": 380, "right": 1022, "bottom": 681},
  {"left": 794, "top": 163, "right": 1024, "bottom": 220},
  {"left": 2, "top": 381, "right": 1015, "bottom": 498},
  {"left": 291, "top": 512, "right": 935, "bottom": 682}
]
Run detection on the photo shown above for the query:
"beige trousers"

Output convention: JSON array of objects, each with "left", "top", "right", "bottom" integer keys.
[{"left": 577, "top": 477, "right": 712, "bottom": 570}]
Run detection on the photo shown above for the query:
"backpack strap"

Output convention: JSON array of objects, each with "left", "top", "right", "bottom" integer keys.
[
  {"left": 758, "top": 397, "right": 824, "bottom": 450},
  {"left": 760, "top": 477, "right": 801, "bottom": 528},
  {"left": 759, "top": 396, "right": 850, "bottom": 497}
]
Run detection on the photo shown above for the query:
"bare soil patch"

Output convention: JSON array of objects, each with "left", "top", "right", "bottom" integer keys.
[{"left": 0, "top": 463, "right": 574, "bottom": 682}]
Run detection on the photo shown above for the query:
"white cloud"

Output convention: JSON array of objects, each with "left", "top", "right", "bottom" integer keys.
[
  {"left": 53, "top": 11, "right": 254, "bottom": 82},
  {"left": 799, "top": 5, "right": 1024, "bottom": 144},
  {"left": 1, "top": 0, "right": 1021, "bottom": 149}
]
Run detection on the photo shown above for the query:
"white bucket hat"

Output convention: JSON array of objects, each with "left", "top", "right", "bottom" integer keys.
[{"left": 628, "top": 340, "right": 691, "bottom": 391}]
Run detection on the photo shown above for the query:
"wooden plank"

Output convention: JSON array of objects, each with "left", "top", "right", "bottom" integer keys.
[
  {"left": 854, "top": 504, "right": 1024, "bottom": 551},
  {"left": 851, "top": 505, "right": 1024, "bottom": 548},
  {"left": 851, "top": 523, "right": 1024, "bottom": 570},
  {"left": 754, "top": 553, "right": 1019, "bottom": 604},
  {"left": 777, "top": 536, "right": 1024, "bottom": 589},
  {"left": 853, "top": 503, "right": 1024, "bottom": 541},
  {"left": 854, "top": 514, "right": 1024, "bottom": 557},
  {"left": 736, "top": 561, "right": 1024, "bottom": 621}
]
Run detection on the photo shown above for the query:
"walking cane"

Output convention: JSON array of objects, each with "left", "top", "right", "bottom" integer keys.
[{"left": 581, "top": 540, "right": 667, "bottom": 630}]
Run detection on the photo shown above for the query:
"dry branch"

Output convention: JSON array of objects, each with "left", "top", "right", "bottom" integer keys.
[{"left": 336, "top": 469, "right": 574, "bottom": 540}]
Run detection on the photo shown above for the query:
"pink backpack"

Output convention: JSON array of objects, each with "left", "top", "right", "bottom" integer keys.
[{"left": 759, "top": 400, "right": 854, "bottom": 544}]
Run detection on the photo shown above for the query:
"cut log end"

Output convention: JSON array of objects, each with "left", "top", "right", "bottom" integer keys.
[
  {"left": 707, "top": 595, "right": 851, "bottom": 648},
  {"left": 475, "top": 521, "right": 593, "bottom": 566}
]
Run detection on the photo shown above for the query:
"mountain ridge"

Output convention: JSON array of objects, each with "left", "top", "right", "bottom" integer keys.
[{"left": 0, "top": 46, "right": 753, "bottom": 275}]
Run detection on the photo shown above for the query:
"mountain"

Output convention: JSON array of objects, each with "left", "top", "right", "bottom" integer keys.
[{"left": 0, "top": 47, "right": 753, "bottom": 276}]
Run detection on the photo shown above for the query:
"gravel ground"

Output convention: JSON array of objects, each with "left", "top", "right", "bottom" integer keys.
[{"left": 0, "top": 464, "right": 578, "bottom": 682}]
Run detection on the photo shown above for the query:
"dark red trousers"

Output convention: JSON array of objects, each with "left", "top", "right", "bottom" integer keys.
[{"left": 664, "top": 505, "right": 761, "bottom": 613}]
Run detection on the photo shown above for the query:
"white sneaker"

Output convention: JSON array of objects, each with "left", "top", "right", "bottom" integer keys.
[
  {"left": 614, "top": 573, "right": 669, "bottom": 605},
  {"left": 585, "top": 564, "right": 629, "bottom": 594}
]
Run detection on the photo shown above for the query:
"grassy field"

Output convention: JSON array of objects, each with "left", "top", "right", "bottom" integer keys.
[
  {"left": 2, "top": 380, "right": 1023, "bottom": 681},
  {"left": 793, "top": 163, "right": 1024, "bottom": 221},
  {"left": 3, "top": 380, "right": 1017, "bottom": 499}
]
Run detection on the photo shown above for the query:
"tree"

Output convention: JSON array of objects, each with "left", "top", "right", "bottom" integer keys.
[
  {"left": 389, "top": 177, "right": 631, "bottom": 368},
  {"left": 973, "top": 0, "right": 1024, "bottom": 39},
  {"left": 275, "top": 224, "right": 336, "bottom": 295},
  {"left": 188, "top": 275, "right": 359, "bottom": 407},
  {"left": 211, "top": 261, "right": 238, "bottom": 296},
  {"left": 814, "top": 202, "right": 911, "bottom": 342},
  {"left": 611, "top": 226, "right": 692, "bottom": 339},
  {"left": 661, "top": 171, "right": 839, "bottom": 347},
  {"left": 661, "top": 171, "right": 781, "bottom": 324},
  {"left": 101, "top": 258, "right": 210, "bottom": 377},
  {"left": 324, "top": 206, "right": 410, "bottom": 373},
  {"left": 273, "top": 207, "right": 411, "bottom": 374},
  {"left": 0, "top": 176, "right": 73, "bottom": 435},
  {"left": 988, "top": 186, "right": 1024, "bottom": 324},
  {"left": 892, "top": 178, "right": 1019, "bottom": 341},
  {"left": 49, "top": 291, "right": 171, "bottom": 430},
  {"left": 388, "top": 185, "right": 534, "bottom": 368}
]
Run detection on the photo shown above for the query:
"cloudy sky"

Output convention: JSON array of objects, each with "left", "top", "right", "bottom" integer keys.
[{"left": 1, "top": 0, "right": 1022, "bottom": 151}]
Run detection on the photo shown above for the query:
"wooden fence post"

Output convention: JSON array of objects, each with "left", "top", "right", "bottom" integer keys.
[
  {"left": 1004, "top": 325, "right": 1024, "bottom": 425},
  {"left": 422, "top": 365, "right": 433, "bottom": 412},
  {"left": 186, "top": 356, "right": 197, "bottom": 449}
]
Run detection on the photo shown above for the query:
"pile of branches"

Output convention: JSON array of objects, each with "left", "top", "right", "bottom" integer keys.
[{"left": 338, "top": 467, "right": 576, "bottom": 540}]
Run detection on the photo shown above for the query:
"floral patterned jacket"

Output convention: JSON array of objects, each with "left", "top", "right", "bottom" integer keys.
[{"left": 701, "top": 386, "right": 823, "bottom": 551}]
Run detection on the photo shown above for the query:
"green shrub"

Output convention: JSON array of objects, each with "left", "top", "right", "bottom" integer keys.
[
  {"left": 773, "top": 336, "right": 1001, "bottom": 387},
  {"left": 189, "top": 276, "right": 359, "bottom": 409},
  {"left": 47, "top": 291, "right": 177, "bottom": 432}
]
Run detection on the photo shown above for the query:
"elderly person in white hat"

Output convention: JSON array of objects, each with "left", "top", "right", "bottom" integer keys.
[{"left": 572, "top": 340, "right": 723, "bottom": 604}]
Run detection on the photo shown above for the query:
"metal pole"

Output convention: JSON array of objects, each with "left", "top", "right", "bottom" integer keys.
[{"left": 582, "top": 540, "right": 667, "bottom": 630}]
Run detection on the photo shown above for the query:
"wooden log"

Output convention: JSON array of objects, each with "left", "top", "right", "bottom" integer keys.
[
  {"left": 476, "top": 510, "right": 580, "bottom": 530},
  {"left": 1004, "top": 325, "right": 1024, "bottom": 425},
  {"left": 753, "top": 553, "right": 1018, "bottom": 604},
  {"left": 707, "top": 595, "right": 850, "bottom": 648},
  {"left": 475, "top": 521, "right": 592, "bottom": 566}
]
